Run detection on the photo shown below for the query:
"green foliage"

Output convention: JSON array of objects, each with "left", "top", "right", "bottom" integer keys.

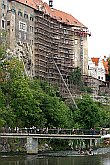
[
  {"left": 0, "top": 47, "right": 110, "bottom": 130},
  {"left": 96, "top": 102, "right": 110, "bottom": 128},
  {"left": 76, "top": 95, "right": 101, "bottom": 129},
  {"left": 0, "top": 29, "right": 6, "bottom": 46},
  {"left": 29, "top": 80, "right": 72, "bottom": 128},
  {"left": 69, "top": 67, "right": 82, "bottom": 86},
  {"left": 0, "top": 49, "right": 72, "bottom": 128},
  {"left": 107, "top": 58, "right": 110, "bottom": 79},
  {"left": 69, "top": 67, "right": 92, "bottom": 93}
]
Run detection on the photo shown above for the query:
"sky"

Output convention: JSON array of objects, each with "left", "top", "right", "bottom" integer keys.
[{"left": 43, "top": 0, "right": 110, "bottom": 58}]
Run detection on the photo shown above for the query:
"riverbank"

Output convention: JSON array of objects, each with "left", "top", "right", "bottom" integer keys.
[
  {"left": 38, "top": 147, "right": 110, "bottom": 157},
  {"left": 0, "top": 147, "right": 110, "bottom": 157},
  {"left": 0, "top": 137, "right": 110, "bottom": 154}
]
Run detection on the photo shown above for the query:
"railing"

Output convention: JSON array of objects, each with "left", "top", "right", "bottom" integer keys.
[{"left": 0, "top": 127, "right": 109, "bottom": 136}]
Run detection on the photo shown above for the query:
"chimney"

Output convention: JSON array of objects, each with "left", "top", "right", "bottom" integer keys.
[{"left": 49, "top": 0, "right": 53, "bottom": 8}]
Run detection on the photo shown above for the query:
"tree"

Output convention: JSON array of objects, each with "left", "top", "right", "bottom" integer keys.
[
  {"left": 96, "top": 102, "right": 110, "bottom": 128},
  {"left": 69, "top": 67, "right": 92, "bottom": 93},
  {"left": 30, "top": 80, "right": 72, "bottom": 128},
  {"left": 69, "top": 67, "right": 82, "bottom": 86},
  {"left": 76, "top": 95, "right": 101, "bottom": 129}
]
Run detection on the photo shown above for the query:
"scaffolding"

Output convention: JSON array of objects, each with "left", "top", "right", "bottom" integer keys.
[{"left": 34, "top": 11, "right": 87, "bottom": 101}]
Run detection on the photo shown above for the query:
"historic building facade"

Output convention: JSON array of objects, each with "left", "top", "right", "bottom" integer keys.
[{"left": 0, "top": 0, "right": 91, "bottom": 97}]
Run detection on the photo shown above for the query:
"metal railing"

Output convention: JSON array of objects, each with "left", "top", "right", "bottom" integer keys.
[{"left": 0, "top": 127, "right": 109, "bottom": 135}]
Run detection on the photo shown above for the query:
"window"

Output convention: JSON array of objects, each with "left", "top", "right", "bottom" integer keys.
[
  {"left": 64, "top": 48, "right": 69, "bottom": 54},
  {"left": 11, "top": 9, "right": 16, "bottom": 13},
  {"left": 19, "top": 32, "right": 21, "bottom": 39},
  {"left": 11, "top": 6, "right": 16, "bottom": 13},
  {"left": 24, "top": 33, "right": 26, "bottom": 40},
  {"left": 2, "top": 3, "right": 6, "bottom": 9},
  {"left": 18, "top": 11, "right": 22, "bottom": 16},
  {"left": 80, "top": 41, "right": 83, "bottom": 46},
  {"left": 30, "top": 26, "right": 34, "bottom": 32},
  {"left": 64, "top": 28, "right": 68, "bottom": 34},
  {"left": 30, "top": 14, "right": 34, "bottom": 21},
  {"left": 98, "top": 76, "right": 100, "bottom": 79},
  {"left": 64, "top": 39, "right": 69, "bottom": 44},
  {"left": 7, "top": 21, "right": 10, "bottom": 26},
  {"left": 1, "top": 20, "right": 5, "bottom": 29},
  {"left": 30, "top": 17, "right": 34, "bottom": 21},
  {"left": 19, "top": 21, "right": 27, "bottom": 32},
  {"left": 30, "top": 26, "right": 31, "bottom": 32},
  {"left": 75, "top": 39, "right": 78, "bottom": 45},
  {"left": 24, "top": 13, "right": 28, "bottom": 19}
]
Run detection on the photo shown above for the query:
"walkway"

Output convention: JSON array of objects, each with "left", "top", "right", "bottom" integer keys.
[{"left": 0, "top": 128, "right": 102, "bottom": 140}]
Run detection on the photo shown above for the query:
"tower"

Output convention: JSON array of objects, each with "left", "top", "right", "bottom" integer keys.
[{"left": 49, "top": 0, "right": 53, "bottom": 8}]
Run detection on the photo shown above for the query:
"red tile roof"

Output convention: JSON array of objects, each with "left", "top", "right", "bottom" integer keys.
[
  {"left": 16, "top": 0, "right": 43, "bottom": 10},
  {"left": 103, "top": 60, "right": 109, "bottom": 74},
  {"left": 91, "top": 57, "right": 109, "bottom": 74},
  {"left": 16, "top": 0, "right": 85, "bottom": 27},
  {"left": 51, "top": 8, "right": 84, "bottom": 27},
  {"left": 91, "top": 57, "right": 99, "bottom": 66}
]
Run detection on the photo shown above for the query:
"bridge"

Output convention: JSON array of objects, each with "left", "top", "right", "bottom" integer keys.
[
  {"left": 0, "top": 128, "right": 103, "bottom": 154},
  {"left": 0, "top": 133, "right": 101, "bottom": 140}
]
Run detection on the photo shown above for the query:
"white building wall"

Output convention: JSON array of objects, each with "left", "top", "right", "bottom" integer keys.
[{"left": 88, "top": 57, "right": 106, "bottom": 82}]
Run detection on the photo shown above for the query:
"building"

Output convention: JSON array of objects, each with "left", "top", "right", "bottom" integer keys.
[
  {"left": 88, "top": 56, "right": 109, "bottom": 82},
  {"left": 0, "top": 0, "right": 91, "bottom": 98}
]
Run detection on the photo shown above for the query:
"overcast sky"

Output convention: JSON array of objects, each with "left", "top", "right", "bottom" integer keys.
[{"left": 43, "top": 0, "right": 110, "bottom": 58}]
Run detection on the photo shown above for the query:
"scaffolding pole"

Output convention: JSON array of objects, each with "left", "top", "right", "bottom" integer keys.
[{"left": 53, "top": 58, "right": 78, "bottom": 109}]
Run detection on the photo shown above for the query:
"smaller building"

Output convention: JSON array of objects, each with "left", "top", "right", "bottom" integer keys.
[{"left": 88, "top": 56, "right": 109, "bottom": 82}]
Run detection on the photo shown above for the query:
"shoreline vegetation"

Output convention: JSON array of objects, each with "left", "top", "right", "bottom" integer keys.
[{"left": 0, "top": 146, "right": 110, "bottom": 156}]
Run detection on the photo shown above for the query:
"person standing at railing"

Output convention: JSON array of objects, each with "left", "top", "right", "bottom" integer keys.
[
  {"left": 90, "top": 128, "right": 94, "bottom": 135},
  {"left": 24, "top": 127, "right": 27, "bottom": 133},
  {"left": 8, "top": 127, "right": 11, "bottom": 133},
  {"left": 72, "top": 128, "right": 75, "bottom": 134},
  {"left": 90, "top": 128, "right": 96, "bottom": 135},
  {"left": 93, "top": 128, "right": 96, "bottom": 135},
  {"left": 46, "top": 127, "right": 48, "bottom": 134}
]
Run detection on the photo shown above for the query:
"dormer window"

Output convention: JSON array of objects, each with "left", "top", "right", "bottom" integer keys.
[
  {"left": 74, "top": 21, "right": 77, "bottom": 24},
  {"left": 66, "top": 19, "right": 69, "bottom": 22}
]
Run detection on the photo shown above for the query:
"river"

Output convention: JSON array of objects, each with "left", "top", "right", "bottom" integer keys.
[{"left": 0, "top": 150, "right": 110, "bottom": 165}]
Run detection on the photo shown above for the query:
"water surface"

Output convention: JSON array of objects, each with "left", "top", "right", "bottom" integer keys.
[{"left": 0, "top": 151, "right": 110, "bottom": 165}]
